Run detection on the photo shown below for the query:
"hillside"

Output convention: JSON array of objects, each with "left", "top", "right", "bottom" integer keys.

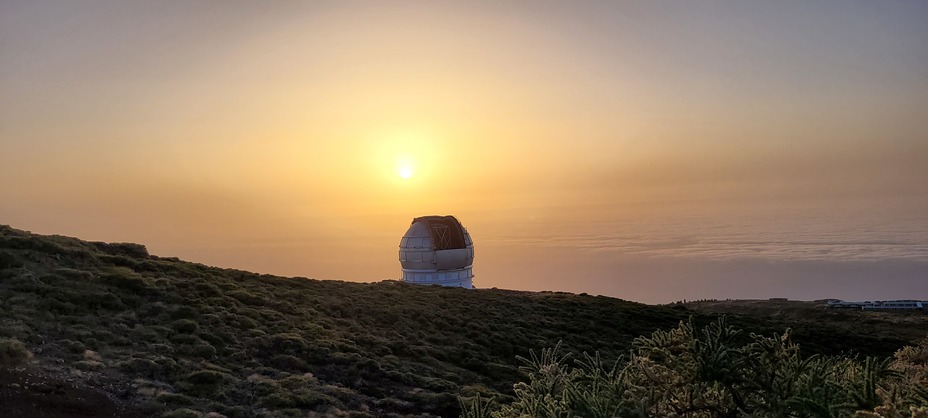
[
  {"left": 682, "top": 298, "right": 928, "bottom": 345},
  {"left": 0, "top": 225, "right": 924, "bottom": 417}
]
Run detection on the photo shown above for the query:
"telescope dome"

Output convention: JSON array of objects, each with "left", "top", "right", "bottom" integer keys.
[{"left": 399, "top": 215, "right": 474, "bottom": 288}]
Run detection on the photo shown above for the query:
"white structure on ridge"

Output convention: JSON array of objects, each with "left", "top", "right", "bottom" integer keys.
[
  {"left": 399, "top": 215, "right": 475, "bottom": 288},
  {"left": 826, "top": 300, "right": 926, "bottom": 310}
]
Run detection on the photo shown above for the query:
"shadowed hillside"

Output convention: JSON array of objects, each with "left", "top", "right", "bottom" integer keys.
[
  {"left": 682, "top": 298, "right": 928, "bottom": 343},
  {"left": 0, "top": 225, "right": 923, "bottom": 417}
]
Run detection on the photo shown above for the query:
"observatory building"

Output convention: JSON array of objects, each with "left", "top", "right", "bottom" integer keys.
[{"left": 399, "top": 215, "right": 475, "bottom": 288}]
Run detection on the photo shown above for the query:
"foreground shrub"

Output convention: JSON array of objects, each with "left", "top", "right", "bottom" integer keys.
[
  {"left": 856, "top": 336, "right": 928, "bottom": 418},
  {"left": 463, "top": 318, "right": 923, "bottom": 418}
]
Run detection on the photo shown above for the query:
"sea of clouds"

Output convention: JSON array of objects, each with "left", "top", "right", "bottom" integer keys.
[
  {"left": 481, "top": 212, "right": 928, "bottom": 263},
  {"left": 473, "top": 209, "right": 928, "bottom": 303}
]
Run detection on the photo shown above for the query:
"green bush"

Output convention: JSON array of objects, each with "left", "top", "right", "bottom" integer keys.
[
  {"left": 60, "top": 339, "right": 86, "bottom": 354},
  {"left": 227, "top": 290, "right": 265, "bottom": 306},
  {"left": 213, "top": 405, "right": 247, "bottom": 418},
  {"left": 462, "top": 318, "right": 925, "bottom": 418},
  {"left": 0, "top": 338, "right": 32, "bottom": 367},
  {"left": 73, "top": 360, "right": 105, "bottom": 371},
  {"left": 156, "top": 392, "right": 197, "bottom": 407},
  {"left": 161, "top": 407, "right": 202, "bottom": 418},
  {"left": 0, "top": 251, "right": 22, "bottom": 269},
  {"left": 170, "top": 306, "right": 201, "bottom": 320},
  {"left": 177, "top": 370, "right": 234, "bottom": 398},
  {"left": 188, "top": 343, "right": 217, "bottom": 359},
  {"left": 118, "top": 356, "right": 178, "bottom": 379},
  {"left": 857, "top": 336, "right": 928, "bottom": 417},
  {"left": 258, "top": 392, "right": 294, "bottom": 408},
  {"left": 98, "top": 269, "right": 149, "bottom": 291},
  {"left": 92, "top": 242, "right": 150, "bottom": 258},
  {"left": 172, "top": 319, "right": 199, "bottom": 334},
  {"left": 120, "top": 357, "right": 158, "bottom": 374},
  {"left": 269, "top": 354, "right": 310, "bottom": 372}
]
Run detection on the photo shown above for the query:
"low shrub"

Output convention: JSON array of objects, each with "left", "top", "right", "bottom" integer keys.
[
  {"left": 119, "top": 357, "right": 164, "bottom": 378},
  {"left": 0, "top": 251, "right": 22, "bottom": 269},
  {"left": 157, "top": 392, "right": 197, "bottom": 407},
  {"left": 269, "top": 354, "right": 310, "bottom": 372},
  {"left": 60, "top": 339, "right": 86, "bottom": 354},
  {"left": 227, "top": 290, "right": 265, "bottom": 306},
  {"left": 98, "top": 270, "right": 149, "bottom": 292},
  {"left": 92, "top": 242, "right": 150, "bottom": 258},
  {"left": 73, "top": 360, "right": 105, "bottom": 371},
  {"left": 177, "top": 370, "right": 234, "bottom": 398},
  {"left": 172, "top": 319, "right": 199, "bottom": 334},
  {"left": 0, "top": 338, "right": 32, "bottom": 367},
  {"left": 161, "top": 407, "right": 203, "bottom": 418},
  {"left": 188, "top": 343, "right": 217, "bottom": 359},
  {"left": 171, "top": 306, "right": 201, "bottom": 321}
]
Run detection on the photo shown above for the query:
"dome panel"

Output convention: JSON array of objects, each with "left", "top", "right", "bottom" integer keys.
[{"left": 435, "top": 248, "right": 471, "bottom": 270}]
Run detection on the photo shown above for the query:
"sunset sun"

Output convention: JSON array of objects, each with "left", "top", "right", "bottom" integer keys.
[
  {"left": 397, "top": 165, "right": 414, "bottom": 179},
  {"left": 394, "top": 154, "right": 417, "bottom": 180}
]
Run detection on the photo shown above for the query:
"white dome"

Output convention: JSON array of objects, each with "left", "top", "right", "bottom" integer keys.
[{"left": 399, "top": 215, "right": 474, "bottom": 288}]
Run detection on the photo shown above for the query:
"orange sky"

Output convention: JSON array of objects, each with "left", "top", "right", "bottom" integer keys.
[{"left": 2, "top": 1, "right": 927, "bottom": 302}]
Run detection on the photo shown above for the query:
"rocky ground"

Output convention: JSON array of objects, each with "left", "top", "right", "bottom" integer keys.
[{"left": 0, "top": 365, "right": 145, "bottom": 418}]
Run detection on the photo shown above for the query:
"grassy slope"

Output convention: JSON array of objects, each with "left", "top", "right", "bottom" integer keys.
[
  {"left": 0, "top": 225, "right": 923, "bottom": 417},
  {"left": 683, "top": 298, "right": 928, "bottom": 356}
]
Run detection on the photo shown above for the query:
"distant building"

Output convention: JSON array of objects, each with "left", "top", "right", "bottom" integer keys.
[
  {"left": 398, "top": 215, "right": 475, "bottom": 288},
  {"left": 826, "top": 300, "right": 925, "bottom": 310}
]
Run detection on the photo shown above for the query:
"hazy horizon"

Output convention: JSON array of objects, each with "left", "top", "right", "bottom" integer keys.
[{"left": 2, "top": 1, "right": 926, "bottom": 303}]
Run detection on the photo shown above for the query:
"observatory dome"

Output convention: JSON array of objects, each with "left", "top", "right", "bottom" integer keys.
[{"left": 399, "top": 215, "right": 474, "bottom": 288}]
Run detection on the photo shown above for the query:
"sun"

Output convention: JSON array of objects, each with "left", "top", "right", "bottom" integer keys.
[
  {"left": 396, "top": 158, "right": 416, "bottom": 180},
  {"left": 397, "top": 164, "right": 414, "bottom": 179},
  {"left": 392, "top": 152, "right": 421, "bottom": 182}
]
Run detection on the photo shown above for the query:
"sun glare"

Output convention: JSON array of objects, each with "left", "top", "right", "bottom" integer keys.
[
  {"left": 398, "top": 164, "right": 414, "bottom": 179},
  {"left": 394, "top": 153, "right": 417, "bottom": 180}
]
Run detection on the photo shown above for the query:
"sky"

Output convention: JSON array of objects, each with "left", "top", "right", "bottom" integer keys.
[{"left": 2, "top": 1, "right": 927, "bottom": 303}]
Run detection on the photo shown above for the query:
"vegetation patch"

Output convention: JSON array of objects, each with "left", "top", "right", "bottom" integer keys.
[
  {"left": 463, "top": 318, "right": 928, "bottom": 417},
  {"left": 0, "top": 337, "right": 32, "bottom": 367},
  {"left": 1, "top": 224, "right": 926, "bottom": 417}
]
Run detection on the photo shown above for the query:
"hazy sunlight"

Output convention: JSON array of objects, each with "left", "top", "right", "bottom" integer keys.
[{"left": 397, "top": 163, "right": 414, "bottom": 179}]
